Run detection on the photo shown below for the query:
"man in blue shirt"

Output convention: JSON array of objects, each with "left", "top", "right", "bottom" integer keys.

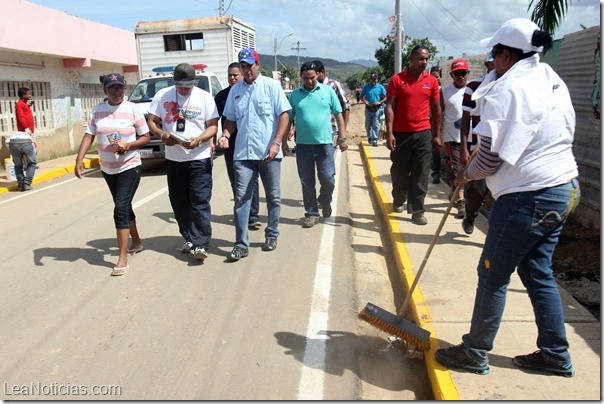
[
  {"left": 218, "top": 48, "right": 291, "bottom": 261},
  {"left": 360, "top": 73, "right": 386, "bottom": 146},
  {"left": 288, "top": 62, "right": 348, "bottom": 228}
]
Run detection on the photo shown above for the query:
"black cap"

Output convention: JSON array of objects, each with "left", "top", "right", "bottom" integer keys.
[
  {"left": 174, "top": 63, "right": 196, "bottom": 88},
  {"left": 370, "top": 73, "right": 378, "bottom": 79},
  {"left": 101, "top": 73, "right": 126, "bottom": 87}
]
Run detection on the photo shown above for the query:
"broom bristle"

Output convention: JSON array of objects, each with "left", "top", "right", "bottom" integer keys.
[{"left": 359, "top": 302, "right": 431, "bottom": 351}]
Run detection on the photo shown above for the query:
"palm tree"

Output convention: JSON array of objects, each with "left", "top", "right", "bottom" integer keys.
[{"left": 528, "top": 0, "right": 571, "bottom": 34}]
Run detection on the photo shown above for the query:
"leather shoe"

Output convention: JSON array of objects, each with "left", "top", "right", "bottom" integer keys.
[
  {"left": 261, "top": 238, "right": 277, "bottom": 251},
  {"left": 462, "top": 217, "right": 475, "bottom": 234},
  {"left": 228, "top": 246, "right": 249, "bottom": 261}
]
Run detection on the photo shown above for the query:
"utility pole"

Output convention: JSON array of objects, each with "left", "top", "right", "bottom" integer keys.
[
  {"left": 218, "top": 0, "right": 224, "bottom": 16},
  {"left": 291, "top": 41, "right": 306, "bottom": 76},
  {"left": 394, "top": 0, "right": 403, "bottom": 74},
  {"left": 274, "top": 32, "right": 294, "bottom": 72}
]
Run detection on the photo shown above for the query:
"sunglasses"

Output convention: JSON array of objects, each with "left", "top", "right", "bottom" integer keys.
[
  {"left": 489, "top": 48, "right": 504, "bottom": 59},
  {"left": 453, "top": 70, "right": 468, "bottom": 77},
  {"left": 300, "top": 62, "right": 317, "bottom": 72}
]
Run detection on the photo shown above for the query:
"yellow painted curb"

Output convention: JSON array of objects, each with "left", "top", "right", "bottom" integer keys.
[
  {"left": 0, "top": 157, "right": 100, "bottom": 194},
  {"left": 360, "top": 141, "right": 460, "bottom": 401}
]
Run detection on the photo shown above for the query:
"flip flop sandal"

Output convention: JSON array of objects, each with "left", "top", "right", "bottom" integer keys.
[
  {"left": 127, "top": 245, "right": 144, "bottom": 255},
  {"left": 111, "top": 265, "right": 129, "bottom": 276}
]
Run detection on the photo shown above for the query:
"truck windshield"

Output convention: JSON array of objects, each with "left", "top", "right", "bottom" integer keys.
[{"left": 129, "top": 76, "right": 210, "bottom": 102}]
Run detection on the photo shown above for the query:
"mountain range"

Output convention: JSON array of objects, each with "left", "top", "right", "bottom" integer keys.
[{"left": 258, "top": 54, "right": 372, "bottom": 82}]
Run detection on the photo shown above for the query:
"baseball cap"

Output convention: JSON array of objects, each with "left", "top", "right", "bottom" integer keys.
[
  {"left": 450, "top": 59, "right": 469, "bottom": 72},
  {"left": 480, "top": 18, "right": 543, "bottom": 53},
  {"left": 174, "top": 63, "right": 196, "bottom": 88},
  {"left": 101, "top": 73, "right": 126, "bottom": 87},
  {"left": 238, "top": 48, "right": 260, "bottom": 65},
  {"left": 370, "top": 73, "right": 378, "bottom": 79}
]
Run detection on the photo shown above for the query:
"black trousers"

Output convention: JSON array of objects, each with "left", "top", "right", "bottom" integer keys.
[{"left": 389, "top": 130, "right": 432, "bottom": 213}]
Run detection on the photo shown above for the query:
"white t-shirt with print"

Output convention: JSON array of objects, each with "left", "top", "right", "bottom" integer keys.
[{"left": 149, "top": 86, "right": 219, "bottom": 162}]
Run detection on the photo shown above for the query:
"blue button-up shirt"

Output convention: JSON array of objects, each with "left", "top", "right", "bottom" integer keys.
[{"left": 224, "top": 74, "right": 291, "bottom": 160}]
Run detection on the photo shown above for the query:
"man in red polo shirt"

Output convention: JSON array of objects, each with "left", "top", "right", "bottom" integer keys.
[{"left": 385, "top": 45, "right": 441, "bottom": 225}]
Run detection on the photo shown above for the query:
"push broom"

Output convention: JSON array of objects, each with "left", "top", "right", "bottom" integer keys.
[{"left": 359, "top": 149, "right": 477, "bottom": 351}]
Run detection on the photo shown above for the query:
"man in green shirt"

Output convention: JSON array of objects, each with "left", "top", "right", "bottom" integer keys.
[{"left": 287, "top": 62, "right": 348, "bottom": 228}]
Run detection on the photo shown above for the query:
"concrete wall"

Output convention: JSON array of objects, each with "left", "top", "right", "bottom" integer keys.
[{"left": 0, "top": 0, "right": 139, "bottom": 165}]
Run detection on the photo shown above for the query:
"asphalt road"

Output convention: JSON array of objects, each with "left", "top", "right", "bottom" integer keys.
[{"left": 0, "top": 143, "right": 432, "bottom": 400}]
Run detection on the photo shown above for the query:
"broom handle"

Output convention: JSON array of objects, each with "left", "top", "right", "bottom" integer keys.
[{"left": 396, "top": 146, "right": 478, "bottom": 318}]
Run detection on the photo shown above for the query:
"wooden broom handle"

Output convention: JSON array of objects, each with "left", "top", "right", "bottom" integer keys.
[{"left": 396, "top": 146, "right": 479, "bottom": 318}]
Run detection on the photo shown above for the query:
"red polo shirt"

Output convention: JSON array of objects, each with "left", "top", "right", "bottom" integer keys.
[{"left": 387, "top": 69, "right": 439, "bottom": 133}]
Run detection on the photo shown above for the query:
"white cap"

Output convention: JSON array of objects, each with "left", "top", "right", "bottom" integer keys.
[{"left": 480, "top": 18, "right": 543, "bottom": 53}]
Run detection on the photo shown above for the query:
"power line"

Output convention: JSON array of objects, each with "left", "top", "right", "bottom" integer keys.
[
  {"left": 431, "top": 0, "right": 484, "bottom": 43},
  {"left": 408, "top": 0, "right": 463, "bottom": 53}
]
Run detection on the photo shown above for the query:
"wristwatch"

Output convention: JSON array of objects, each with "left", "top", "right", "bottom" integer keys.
[{"left": 338, "top": 137, "right": 348, "bottom": 143}]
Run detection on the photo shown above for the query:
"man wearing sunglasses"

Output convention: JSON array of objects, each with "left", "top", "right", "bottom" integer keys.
[
  {"left": 441, "top": 58, "right": 470, "bottom": 220},
  {"left": 287, "top": 62, "right": 348, "bottom": 228}
]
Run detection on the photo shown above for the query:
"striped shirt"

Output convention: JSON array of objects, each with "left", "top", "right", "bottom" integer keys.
[
  {"left": 324, "top": 76, "right": 350, "bottom": 133},
  {"left": 85, "top": 100, "right": 149, "bottom": 175},
  {"left": 462, "top": 75, "right": 486, "bottom": 145}
]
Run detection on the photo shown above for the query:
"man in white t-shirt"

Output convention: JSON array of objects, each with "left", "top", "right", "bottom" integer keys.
[{"left": 148, "top": 63, "right": 219, "bottom": 261}]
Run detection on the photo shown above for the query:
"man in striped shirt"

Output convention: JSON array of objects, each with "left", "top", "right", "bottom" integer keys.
[{"left": 458, "top": 56, "right": 495, "bottom": 234}]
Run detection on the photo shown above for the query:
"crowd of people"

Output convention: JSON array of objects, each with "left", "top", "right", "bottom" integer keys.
[{"left": 16, "top": 17, "right": 581, "bottom": 379}]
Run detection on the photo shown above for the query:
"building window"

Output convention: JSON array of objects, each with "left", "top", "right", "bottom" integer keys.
[
  {"left": 0, "top": 81, "right": 53, "bottom": 132},
  {"left": 80, "top": 83, "right": 135, "bottom": 120},
  {"left": 164, "top": 33, "right": 204, "bottom": 52}
]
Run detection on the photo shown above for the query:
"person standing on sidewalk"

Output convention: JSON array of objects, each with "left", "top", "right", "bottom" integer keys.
[
  {"left": 429, "top": 66, "right": 443, "bottom": 184},
  {"left": 287, "top": 61, "right": 348, "bottom": 228},
  {"left": 7, "top": 130, "right": 36, "bottom": 192},
  {"left": 440, "top": 58, "right": 469, "bottom": 219},
  {"left": 218, "top": 48, "right": 291, "bottom": 261},
  {"left": 312, "top": 59, "right": 350, "bottom": 148},
  {"left": 214, "top": 62, "right": 262, "bottom": 231},
  {"left": 75, "top": 73, "right": 150, "bottom": 276},
  {"left": 458, "top": 55, "right": 495, "bottom": 234},
  {"left": 148, "top": 63, "right": 219, "bottom": 261},
  {"left": 360, "top": 73, "right": 386, "bottom": 146},
  {"left": 435, "top": 18, "right": 580, "bottom": 378},
  {"left": 385, "top": 44, "right": 441, "bottom": 225}
]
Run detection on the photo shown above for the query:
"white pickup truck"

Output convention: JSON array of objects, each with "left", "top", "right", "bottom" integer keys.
[{"left": 128, "top": 64, "right": 224, "bottom": 159}]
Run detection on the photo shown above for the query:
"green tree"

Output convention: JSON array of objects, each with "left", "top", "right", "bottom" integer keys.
[
  {"left": 279, "top": 65, "right": 298, "bottom": 86},
  {"left": 374, "top": 36, "right": 438, "bottom": 79},
  {"left": 528, "top": 0, "right": 571, "bottom": 35}
]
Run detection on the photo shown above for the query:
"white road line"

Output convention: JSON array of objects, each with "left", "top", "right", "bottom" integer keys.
[
  {"left": 133, "top": 186, "right": 168, "bottom": 208},
  {"left": 297, "top": 150, "right": 342, "bottom": 400}
]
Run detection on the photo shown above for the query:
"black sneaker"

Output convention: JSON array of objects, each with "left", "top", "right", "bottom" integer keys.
[
  {"left": 512, "top": 350, "right": 575, "bottom": 377},
  {"left": 462, "top": 217, "right": 475, "bottom": 234},
  {"left": 434, "top": 344, "right": 490, "bottom": 375},
  {"left": 432, "top": 173, "right": 440, "bottom": 184},
  {"left": 228, "top": 246, "right": 249, "bottom": 261},
  {"left": 261, "top": 238, "right": 277, "bottom": 251},
  {"left": 322, "top": 203, "right": 332, "bottom": 218}
]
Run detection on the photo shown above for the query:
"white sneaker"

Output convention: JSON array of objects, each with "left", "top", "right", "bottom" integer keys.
[
  {"left": 193, "top": 247, "right": 208, "bottom": 260},
  {"left": 180, "top": 241, "right": 193, "bottom": 253}
]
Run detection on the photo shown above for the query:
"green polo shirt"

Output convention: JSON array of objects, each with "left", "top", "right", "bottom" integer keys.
[{"left": 289, "top": 83, "right": 342, "bottom": 145}]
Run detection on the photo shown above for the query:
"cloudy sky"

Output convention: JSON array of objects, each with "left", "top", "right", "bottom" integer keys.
[{"left": 28, "top": 0, "right": 601, "bottom": 62}]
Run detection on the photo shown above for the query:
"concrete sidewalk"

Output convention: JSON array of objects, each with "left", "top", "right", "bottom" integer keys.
[
  {"left": 0, "top": 152, "right": 100, "bottom": 194},
  {"left": 359, "top": 140, "right": 600, "bottom": 400}
]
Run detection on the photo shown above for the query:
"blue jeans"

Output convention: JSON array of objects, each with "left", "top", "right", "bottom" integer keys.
[
  {"left": 224, "top": 148, "right": 260, "bottom": 222},
  {"left": 295, "top": 144, "right": 336, "bottom": 218},
  {"left": 364, "top": 107, "right": 382, "bottom": 142},
  {"left": 102, "top": 166, "right": 141, "bottom": 229},
  {"left": 165, "top": 158, "right": 213, "bottom": 249},
  {"left": 463, "top": 179, "right": 580, "bottom": 366},
  {"left": 8, "top": 141, "right": 37, "bottom": 186},
  {"left": 233, "top": 159, "right": 281, "bottom": 248}
]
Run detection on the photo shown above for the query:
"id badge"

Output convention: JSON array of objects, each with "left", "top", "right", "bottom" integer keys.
[{"left": 176, "top": 116, "right": 186, "bottom": 132}]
